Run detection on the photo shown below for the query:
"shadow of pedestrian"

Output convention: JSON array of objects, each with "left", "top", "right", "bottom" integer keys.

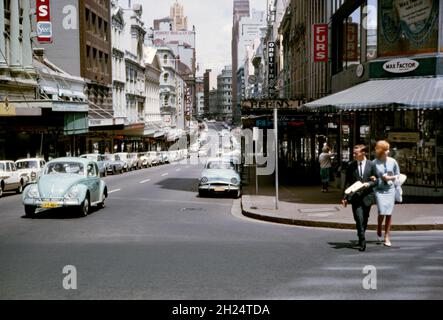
[{"left": 328, "top": 241, "right": 360, "bottom": 250}]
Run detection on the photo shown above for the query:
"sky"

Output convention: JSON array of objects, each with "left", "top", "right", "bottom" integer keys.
[{"left": 131, "top": 0, "right": 267, "bottom": 87}]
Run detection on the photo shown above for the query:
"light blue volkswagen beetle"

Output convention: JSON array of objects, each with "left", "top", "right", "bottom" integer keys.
[{"left": 22, "top": 157, "right": 108, "bottom": 217}]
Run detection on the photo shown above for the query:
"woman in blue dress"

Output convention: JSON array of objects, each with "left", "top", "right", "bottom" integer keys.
[{"left": 373, "top": 140, "right": 400, "bottom": 247}]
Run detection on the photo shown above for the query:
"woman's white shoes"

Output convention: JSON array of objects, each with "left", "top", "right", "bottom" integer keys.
[{"left": 383, "top": 240, "right": 392, "bottom": 247}]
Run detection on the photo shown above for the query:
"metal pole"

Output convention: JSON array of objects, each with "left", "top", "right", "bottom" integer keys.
[
  {"left": 255, "top": 139, "right": 258, "bottom": 195},
  {"left": 274, "top": 107, "right": 279, "bottom": 209}
]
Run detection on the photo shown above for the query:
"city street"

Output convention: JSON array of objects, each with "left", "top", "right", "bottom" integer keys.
[
  {"left": 1, "top": 149, "right": 442, "bottom": 299},
  {"left": 1, "top": 0, "right": 443, "bottom": 303}
]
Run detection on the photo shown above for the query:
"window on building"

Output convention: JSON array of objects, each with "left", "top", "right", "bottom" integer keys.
[
  {"left": 164, "top": 73, "right": 169, "bottom": 83},
  {"left": 104, "top": 21, "right": 108, "bottom": 41},
  {"left": 163, "top": 54, "right": 168, "bottom": 64},
  {"left": 342, "top": 7, "right": 361, "bottom": 69},
  {"left": 365, "top": 0, "right": 377, "bottom": 61},
  {"left": 92, "top": 12, "right": 97, "bottom": 33},
  {"left": 85, "top": 9, "right": 90, "bottom": 30}
]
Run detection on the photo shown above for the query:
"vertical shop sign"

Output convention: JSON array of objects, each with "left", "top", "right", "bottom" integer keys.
[
  {"left": 268, "top": 42, "right": 276, "bottom": 97},
  {"left": 313, "top": 24, "right": 328, "bottom": 62},
  {"left": 36, "top": 0, "right": 52, "bottom": 43}
]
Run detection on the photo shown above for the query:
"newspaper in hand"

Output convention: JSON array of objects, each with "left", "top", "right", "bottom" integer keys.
[{"left": 345, "top": 181, "right": 366, "bottom": 195}]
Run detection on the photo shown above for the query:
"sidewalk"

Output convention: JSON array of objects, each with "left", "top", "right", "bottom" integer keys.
[{"left": 241, "top": 181, "right": 443, "bottom": 231}]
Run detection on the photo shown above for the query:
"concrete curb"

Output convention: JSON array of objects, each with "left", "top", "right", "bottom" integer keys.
[{"left": 241, "top": 203, "right": 443, "bottom": 231}]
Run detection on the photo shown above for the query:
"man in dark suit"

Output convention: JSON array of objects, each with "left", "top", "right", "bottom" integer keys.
[{"left": 342, "top": 144, "right": 377, "bottom": 252}]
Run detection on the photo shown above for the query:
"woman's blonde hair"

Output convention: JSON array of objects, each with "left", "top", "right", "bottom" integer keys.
[
  {"left": 322, "top": 146, "right": 330, "bottom": 153},
  {"left": 375, "top": 140, "right": 390, "bottom": 158}
]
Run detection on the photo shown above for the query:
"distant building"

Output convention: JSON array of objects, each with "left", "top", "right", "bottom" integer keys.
[
  {"left": 34, "top": 0, "right": 113, "bottom": 122},
  {"left": 217, "top": 66, "right": 233, "bottom": 122},
  {"left": 195, "top": 77, "right": 204, "bottom": 117},
  {"left": 203, "top": 69, "right": 212, "bottom": 116},
  {"left": 231, "top": 0, "right": 250, "bottom": 123},
  {"left": 170, "top": 0, "right": 188, "bottom": 31}
]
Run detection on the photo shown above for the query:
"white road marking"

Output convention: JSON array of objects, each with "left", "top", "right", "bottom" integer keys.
[
  {"left": 161, "top": 173, "right": 169, "bottom": 176},
  {"left": 108, "top": 189, "right": 121, "bottom": 194},
  {"left": 139, "top": 179, "right": 151, "bottom": 184}
]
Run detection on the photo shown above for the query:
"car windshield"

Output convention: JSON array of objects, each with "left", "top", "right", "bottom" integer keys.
[
  {"left": 0, "top": 163, "right": 5, "bottom": 171},
  {"left": 44, "top": 162, "right": 84, "bottom": 175},
  {"left": 16, "top": 161, "right": 39, "bottom": 169},
  {"left": 205, "top": 161, "right": 234, "bottom": 170}
]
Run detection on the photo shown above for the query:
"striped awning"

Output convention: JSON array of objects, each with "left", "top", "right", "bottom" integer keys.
[{"left": 304, "top": 77, "right": 443, "bottom": 112}]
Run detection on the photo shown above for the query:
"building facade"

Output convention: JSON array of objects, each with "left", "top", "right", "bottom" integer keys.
[
  {"left": 1, "top": 1, "right": 88, "bottom": 160},
  {"left": 232, "top": 0, "right": 251, "bottom": 123},
  {"left": 217, "top": 65, "right": 233, "bottom": 121}
]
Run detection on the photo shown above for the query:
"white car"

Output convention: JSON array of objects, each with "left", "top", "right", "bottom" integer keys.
[
  {"left": 114, "top": 152, "right": 131, "bottom": 172},
  {"left": 198, "top": 157, "right": 241, "bottom": 198},
  {"left": 0, "top": 160, "right": 29, "bottom": 197},
  {"left": 15, "top": 158, "right": 46, "bottom": 185}
]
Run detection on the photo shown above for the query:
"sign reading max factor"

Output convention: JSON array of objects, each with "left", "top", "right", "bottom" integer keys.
[{"left": 383, "top": 58, "right": 420, "bottom": 73}]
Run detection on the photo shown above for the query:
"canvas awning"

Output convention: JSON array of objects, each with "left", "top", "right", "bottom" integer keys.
[{"left": 304, "top": 77, "right": 443, "bottom": 112}]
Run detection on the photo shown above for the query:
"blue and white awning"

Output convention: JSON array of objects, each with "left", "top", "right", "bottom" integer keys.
[{"left": 304, "top": 77, "right": 443, "bottom": 112}]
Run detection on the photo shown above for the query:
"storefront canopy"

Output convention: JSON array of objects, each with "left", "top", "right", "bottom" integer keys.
[{"left": 304, "top": 77, "right": 443, "bottom": 112}]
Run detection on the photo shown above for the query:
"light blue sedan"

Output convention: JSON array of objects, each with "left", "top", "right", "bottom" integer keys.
[
  {"left": 22, "top": 157, "right": 108, "bottom": 217},
  {"left": 198, "top": 157, "right": 241, "bottom": 198}
]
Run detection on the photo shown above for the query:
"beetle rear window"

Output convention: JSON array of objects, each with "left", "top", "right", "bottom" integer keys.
[{"left": 45, "top": 162, "right": 85, "bottom": 175}]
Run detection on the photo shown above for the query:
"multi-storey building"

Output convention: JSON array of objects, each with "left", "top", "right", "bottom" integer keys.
[
  {"left": 34, "top": 0, "right": 113, "bottom": 130},
  {"left": 153, "top": 1, "right": 196, "bottom": 119},
  {"left": 1, "top": 1, "right": 88, "bottom": 159},
  {"left": 144, "top": 47, "right": 163, "bottom": 150},
  {"left": 111, "top": 1, "right": 126, "bottom": 121},
  {"left": 170, "top": 0, "right": 188, "bottom": 31},
  {"left": 203, "top": 69, "right": 212, "bottom": 116},
  {"left": 195, "top": 77, "right": 204, "bottom": 117},
  {"left": 217, "top": 66, "right": 233, "bottom": 121},
  {"left": 231, "top": 0, "right": 251, "bottom": 123}
]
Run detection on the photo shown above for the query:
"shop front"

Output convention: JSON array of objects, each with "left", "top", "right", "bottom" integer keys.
[
  {"left": 0, "top": 101, "right": 88, "bottom": 160},
  {"left": 305, "top": 77, "right": 443, "bottom": 198},
  {"left": 241, "top": 100, "right": 325, "bottom": 185}
]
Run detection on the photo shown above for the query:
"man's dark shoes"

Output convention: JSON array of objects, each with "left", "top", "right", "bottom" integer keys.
[{"left": 359, "top": 240, "right": 366, "bottom": 252}]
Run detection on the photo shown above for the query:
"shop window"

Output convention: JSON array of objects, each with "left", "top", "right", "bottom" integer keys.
[{"left": 342, "top": 7, "right": 361, "bottom": 69}]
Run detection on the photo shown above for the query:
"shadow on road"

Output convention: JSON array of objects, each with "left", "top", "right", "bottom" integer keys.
[
  {"left": 328, "top": 240, "right": 382, "bottom": 251},
  {"left": 21, "top": 206, "right": 102, "bottom": 220},
  {"left": 155, "top": 178, "right": 199, "bottom": 193}
]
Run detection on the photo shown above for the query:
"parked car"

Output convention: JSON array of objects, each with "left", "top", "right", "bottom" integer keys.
[
  {"left": 80, "top": 154, "right": 109, "bottom": 177},
  {"left": 104, "top": 154, "right": 124, "bottom": 174},
  {"left": 22, "top": 157, "right": 108, "bottom": 217},
  {"left": 198, "top": 157, "right": 241, "bottom": 198},
  {"left": 159, "top": 151, "right": 169, "bottom": 164},
  {"left": 15, "top": 158, "right": 46, "bottom": 185},
  {"left": 0, "top": 160, "right": 29, "bottom": 197},
  {"left": 114, "top": 152, "right": 131, "bottom": 172},
  {"left": 145, "top": 151, "right": 159, "bottom": 166},
  {"left": 128, "top": 153, "right": 143, "bottom": 170}
]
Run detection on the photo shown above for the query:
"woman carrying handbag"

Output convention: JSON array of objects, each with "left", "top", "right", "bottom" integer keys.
[{"left": 373, "top": 140, "right": 400, "bottom": 247}]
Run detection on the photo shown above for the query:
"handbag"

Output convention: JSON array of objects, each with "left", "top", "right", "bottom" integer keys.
[{"left": 394, "top": 174, "right": 407, "bottom": 203}]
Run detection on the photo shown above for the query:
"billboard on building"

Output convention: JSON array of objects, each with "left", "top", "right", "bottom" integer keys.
[
  {"left": 378, "top": 0, "right": 439, "bottom": 57},
  {"left": 313, "top": 24, "right": 328, "bottom": 62}
]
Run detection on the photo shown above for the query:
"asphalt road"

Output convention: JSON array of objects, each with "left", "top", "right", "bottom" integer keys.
[{"left": 0, "top": 131, "right": 442, "bottom": 299}]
